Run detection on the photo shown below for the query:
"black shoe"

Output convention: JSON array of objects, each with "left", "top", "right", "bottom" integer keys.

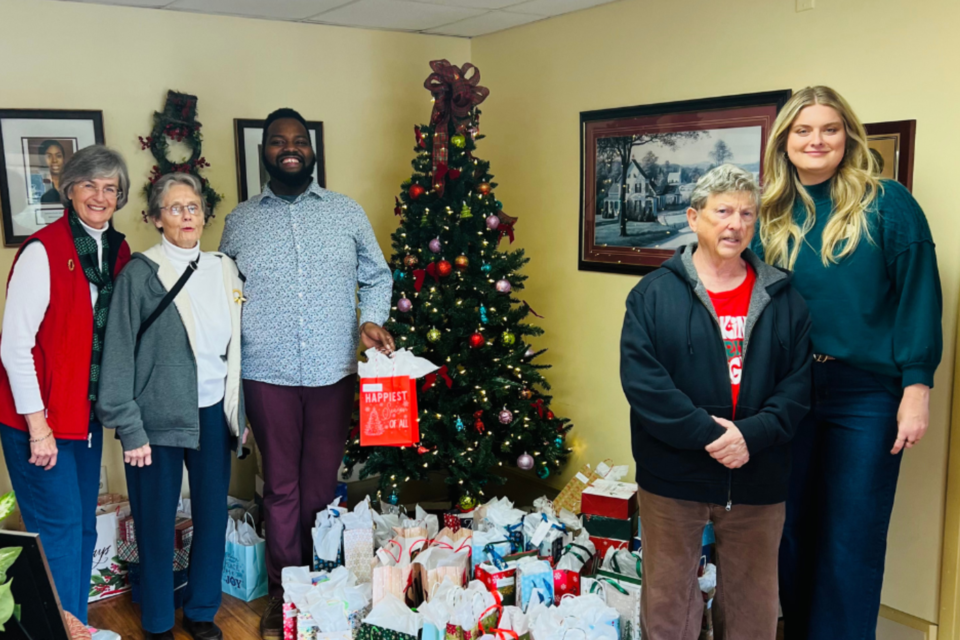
[
  {"left": 183, "top": 617, "right": 224, "bottom": 640},
  {"left": 143, "top": 632, "right": 174, "bottom": 640},
  {"left": 260, "top": 597, "right": 283, "bottom": 640}
]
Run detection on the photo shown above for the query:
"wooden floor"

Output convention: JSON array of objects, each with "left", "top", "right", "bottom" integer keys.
[{"left": 88, "top": 593, "right": 269, "bottom": 639}]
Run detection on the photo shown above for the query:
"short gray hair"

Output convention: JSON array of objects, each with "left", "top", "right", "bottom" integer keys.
[
  {"left": 60, "top": 145, "right": 130, "bottom": 210},
  {"left": 146, "top": 173, "right": 209, "bottom": 230},
  {"left": 689, "top": 164, "right": 760, "bottom": 212}
]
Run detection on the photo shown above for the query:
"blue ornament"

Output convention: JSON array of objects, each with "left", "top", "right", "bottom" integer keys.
[
  {"left": 456, "top": 417, "right": 465, "bottom": 432},
  {"left": 387, "top": 492, "right": 400, "bottom": 505},
  {"left": 393, "top": 270, "right": 406, "bottom": 281},
  {"left": 481, "top": 263, "right": 492, "bottom": 274},
  {"left": 480, "top": 305, "right": 489, "bottom": 324},
  {"left": 555, "top": 436, "right": 564, "bottom": 447}
]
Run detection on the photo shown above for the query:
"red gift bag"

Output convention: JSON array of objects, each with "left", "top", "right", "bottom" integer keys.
[{"left": 360, "top": 375, "right": 419, "bottom": 446}]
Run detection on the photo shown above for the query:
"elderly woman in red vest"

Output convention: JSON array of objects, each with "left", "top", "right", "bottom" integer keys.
[{"left": 0, "top": 145, "right": 131, "bottom": 627}]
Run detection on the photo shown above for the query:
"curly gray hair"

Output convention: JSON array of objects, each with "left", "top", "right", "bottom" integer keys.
[
  {"left": 689, "top": 164, "right": 760, "bottom": 212},
  {"left": 59, "top": 145, "right": 130, "bottom": 210}
]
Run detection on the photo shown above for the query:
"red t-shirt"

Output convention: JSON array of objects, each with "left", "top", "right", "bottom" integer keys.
[{"left": 707, "top": 265, "right": 756, "bottom": 414}]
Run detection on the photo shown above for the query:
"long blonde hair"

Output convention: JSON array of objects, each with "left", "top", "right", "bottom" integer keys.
[{"left": 759, "top": 86, "right": 880, "bottom": 269}]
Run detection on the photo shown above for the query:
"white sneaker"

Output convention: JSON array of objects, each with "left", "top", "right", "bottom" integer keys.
[{"left": 88, "top": 628, "right": 122, "bottom": 640}]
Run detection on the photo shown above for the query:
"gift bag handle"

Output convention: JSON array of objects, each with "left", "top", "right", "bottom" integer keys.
[
  {"left": 382, "top": 539, "right": 402, "bottom": 565},
  {"left": 560, "top": 628, "right": 588, "bottom": 640}
]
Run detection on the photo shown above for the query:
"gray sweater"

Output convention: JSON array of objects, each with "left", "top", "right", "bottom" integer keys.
[{"left": 96, "top": 246, "right": 245, "bottom": 454}]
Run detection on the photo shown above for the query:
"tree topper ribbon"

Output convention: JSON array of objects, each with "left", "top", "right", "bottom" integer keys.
[
  {"left": 424, "top": 60, "right": 489, "bottom": 196},
  {"left": 413, "top": 262, "right": 442, "bottom": 292},
  {"left": 530, "top": 399, "right": 546, "bottom": 418},
  {"left": 422, "top": 365, "right": 453, "bottom": 391}
]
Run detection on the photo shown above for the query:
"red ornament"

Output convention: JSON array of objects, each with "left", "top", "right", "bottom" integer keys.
[
  {"left": 473, "top": 411, "right": 485, "bottom": 434},
  {"left": 469, "top": 333, "right": 485, "bottom": 349},
  {"left": 546, "top": 410, "right": 555, "bottom": 420},
  {"left": 404, "top": 254, "right": 419, "bottom": 268},
  {"left": 454, "top": 255, "right": 469, "bottom": 271},
  {"left": 417, "top": 444, "right": 434, "bottom": 455},
  {"left": 478, "top": 182, "right": 492, "bottom": 195},
  {"left": 437, "top": 260, "right": 453, "bottom": 277},
  {"left": 409, "top": 184, "right": 426, "bottom": 200}
]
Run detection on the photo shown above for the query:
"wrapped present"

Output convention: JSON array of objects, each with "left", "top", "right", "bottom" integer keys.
[
  {"left": 414, "top": 547, "right": 470, "bottom": 601},
  {"left": 283, "top": 602, "right": 297, "bottom": 640},
  {"left": 589, "top": 536, "right": 629, "bottom": 572},
  {"left": 583, "top": 512, "right": 638, "bottom": 542},
  {"left": 344, "top": 528, "right": 375, "bottom": 584},
  {"left": 475, "top": 562, "right": 517, "bottom": 607},
  {"left": 581, "top": 481, "right": 638, "bottom": 520},
  {"left": 356, "top": 594, "right": 420, "bottom": 640},
  {"left": 552, "top": 461, "right": 608, "bottom": 515},
  {"left": 521, "top": 513, "right": 568, "bottom": 565},
  {"left": 516, "top": 558, "right": 553, "bottom": 612},
  {"left": 552, "top": 569, "right": 581, "bottom": 604},
  {"left": 118, "top": 515, "right": 136, "bottom": 544},
  {"left": 443, "top": 511, "right": 463, "bottom": 533},
  {"left": 598, "top": 547, "right": 642, "bottom": 585},
  {"left": 556, "top": 530, "right": 596, "bottom": 574},
  {"left": 471, "top": 528, "right": 510, "bottom": 575}
]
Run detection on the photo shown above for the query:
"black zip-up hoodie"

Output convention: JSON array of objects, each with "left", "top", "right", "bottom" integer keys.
[{"left": 620, "top": 244, "right": 812, "bottom": 507}]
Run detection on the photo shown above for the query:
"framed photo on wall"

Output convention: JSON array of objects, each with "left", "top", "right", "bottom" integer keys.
[
  {"left": 0, "top": 109, "right": 105, "bottom": 246},
  {"left": 234, "top": 118, "right": 325, "bottom": 202},
  {"left": 865, "top": 120, "right": 915, "bottom": 192},
  {"left": 579, "top": 90, "right": 792, "bottom": 276}
]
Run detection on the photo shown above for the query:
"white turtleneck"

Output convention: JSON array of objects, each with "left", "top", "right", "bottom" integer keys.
[
  {"left": 0, "top": 218, "right": 106, "bottom": 414},
  {"left": 161, "top": 236, "right": 231, "bottom": 408}
]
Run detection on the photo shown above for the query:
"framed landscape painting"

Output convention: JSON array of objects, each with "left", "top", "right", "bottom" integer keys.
[
  {"left": 0, "top": 109, "right": 104, "bottom": 246},
  {"left": 579, "top": 90, "right": 791, "bottom": 276},
  {"left": 865, "top": 119, "right": 915, "bottom": 192}
]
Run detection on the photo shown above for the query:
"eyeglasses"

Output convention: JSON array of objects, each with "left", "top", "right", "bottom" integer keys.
[
  {"left": 161, "top": 204, "right": 202, "bottom": 217},
  {"left": 77, "top": 182, "right": 120, "bottom": 200}
]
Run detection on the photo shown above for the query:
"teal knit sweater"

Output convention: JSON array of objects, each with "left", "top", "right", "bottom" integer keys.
[{"left": 751, "top": 179, "right": 942, "bottom": 389}]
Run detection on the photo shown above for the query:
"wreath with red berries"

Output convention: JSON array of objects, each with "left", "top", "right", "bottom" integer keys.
[{"left": 139, "top": 90, "right": 222, "bottom": 220}]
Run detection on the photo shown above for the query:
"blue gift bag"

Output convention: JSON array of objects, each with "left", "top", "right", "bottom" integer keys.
[
  {"left": 518, "top": 561, "right": 554, "bottom": 612},
  {"left": 222, "top": 516, "right": 268, "bottom": 602}
]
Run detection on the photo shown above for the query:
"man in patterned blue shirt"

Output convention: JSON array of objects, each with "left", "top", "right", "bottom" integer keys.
[{"left": 219, "top": 108, "right": 394, "bottom": 639}]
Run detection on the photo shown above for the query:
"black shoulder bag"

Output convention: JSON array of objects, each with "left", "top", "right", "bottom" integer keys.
[{"left": 136, "top": 259, "right": 198, "bottom": 344}]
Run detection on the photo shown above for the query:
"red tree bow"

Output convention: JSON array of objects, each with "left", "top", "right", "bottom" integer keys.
[
  {"left": 394, "top": 197, "right": 403, "bottom": 217},
  {"left": 422, "top": 365, "right": 453, "bottom": 391},
  {"left": 530, "top": 399, "right": 546, "bottom": 418},
  {"left": 424, "top": 60, "right": 489, "bottom": 196},
  {"left": 413, "top": 262, "right": 441, "bottom": 292},
  {"left": 498, "top": 221, "right": 515, "bottom": 244}
]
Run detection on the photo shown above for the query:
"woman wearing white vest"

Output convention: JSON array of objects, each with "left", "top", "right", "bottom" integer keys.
[{"left": 97, "top": 173, "right": 246, "bottom": 640}]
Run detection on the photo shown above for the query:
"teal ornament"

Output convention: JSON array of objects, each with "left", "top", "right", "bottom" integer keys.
[
  {"left": 387, "top": 492, "right": 400, "bottom": 505},
  {"left": 555, "top": 436, "right": 564, "bottom": 448},
  {"left": 496, "top": 200, "right": 503, "bottom": 210},
  {"left": 480, "top": 305, "right": 489, "bottom": 324},
  {"left": 537, "top": 465, "right": 550, "bottom": 479},
  {"left": 456, "top": 417, "right": 465, "bottom": 432},
  {"left": 481, "top": 263, "right": 492, "bottom": 274},
  {"left": 393, "top": 270, "right": 406, "bottom": 281}
]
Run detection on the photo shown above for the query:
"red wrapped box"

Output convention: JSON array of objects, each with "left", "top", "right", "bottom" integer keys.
[
  {"left": 443, "top": 512, "right": 462, "bottom": 533},
  {"left": 589, "top": 535, "right": 630, "bottom": 574},
  {"left": 553, "top": 569, "right": 581, "bottom": 604},
  {"left": 581, "top": 481, "right": 638, "bottom": 520}
]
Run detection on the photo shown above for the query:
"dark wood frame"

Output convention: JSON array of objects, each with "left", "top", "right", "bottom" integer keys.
[
  {"left": 0, "top": 109, "right": 105, "bottom": 247},
  {"left": 579, "top": 90, "right": 792, "bottom": 276},
  {"left": 865, "top": 119, "right": 916, "bottom": 192},
  {"left": 233, "top": 118, "right": 326, "bottom": 202}
]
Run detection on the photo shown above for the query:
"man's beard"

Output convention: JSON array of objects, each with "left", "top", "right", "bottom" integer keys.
[{"left": 264, "top": 152, "right": 316, "bottom": 188}]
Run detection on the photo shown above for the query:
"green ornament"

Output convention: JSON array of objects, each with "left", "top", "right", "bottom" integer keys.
[
  {"left": 460, "top": 203, "right": 473, "bottom": 219},
  {"left": 496, "top": 200, "right": 503, "bottom": 210},
  {"left": 451, "top": 134, "right": 466, "bottom": 149},
  {"left": 502, "top": 331, "right": 516, "bottom": 346},
  {"left": 427, "top": 327, "right": 442, "bottom": 343},
  {"left": 459, "top": 495, "right": 478, "bottom": 510}
]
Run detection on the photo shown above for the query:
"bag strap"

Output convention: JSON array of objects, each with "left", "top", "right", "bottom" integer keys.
[{"left": 137, "top": 259, "right": 198, "bottom": 344}]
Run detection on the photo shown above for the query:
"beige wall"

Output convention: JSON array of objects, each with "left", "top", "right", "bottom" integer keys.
[
  {"left": 0, "top": 0, "right": 468, "bottom": 500},
  {"left": 471, "top": 0, "right": 958, "bottom": 623}
]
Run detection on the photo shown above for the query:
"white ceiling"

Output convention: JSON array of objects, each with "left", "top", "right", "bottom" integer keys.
[{"left": 55, "top": 0, "right": 623, "bottom": 37}]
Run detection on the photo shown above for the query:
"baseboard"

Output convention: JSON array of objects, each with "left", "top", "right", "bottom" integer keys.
[{"left": 880, "top": 605, "right": 939, "bottom": 640}]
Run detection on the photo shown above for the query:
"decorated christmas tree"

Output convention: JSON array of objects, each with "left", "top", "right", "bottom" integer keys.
[{"left": 341, "top": 61, "right": 572, "bottom": 509}]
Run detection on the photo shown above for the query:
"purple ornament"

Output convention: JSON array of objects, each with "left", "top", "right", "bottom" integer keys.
[
  {"left": 499, "top": 409, "right": 514, "bottom": 424},
  {"left": 495, "top": 279, "right": 512, "bottom": 294},
  {"left": 429, "top": 238, "right": 442, "bottom": 254},
  {"left": 485, "top": 215, "right": 500, "bottom": 230},
  {"left": 397, "top": 297, "right": 413, "bottom": 313},
  {"left": 517, "top": 452, "right": 534, "bottom": 471}
]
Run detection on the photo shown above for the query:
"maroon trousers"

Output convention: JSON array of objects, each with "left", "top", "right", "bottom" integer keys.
[{"left": 244, "top": 375, "right": 354, "bottom": 598}]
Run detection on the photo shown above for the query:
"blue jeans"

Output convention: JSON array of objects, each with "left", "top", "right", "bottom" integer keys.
[
  {"left": 779, "top": 361, "right": 903, "bottom": 640},
  {"left": 125, "top": 402, "right": 231, "bottom": 633},
  {"left": 0, "top": 421, "right": 103, "bottom": 624}
]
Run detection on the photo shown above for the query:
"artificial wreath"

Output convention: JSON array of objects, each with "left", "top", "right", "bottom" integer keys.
[{"left": 139, "top": 90, "right": 221, "bottom": 219}]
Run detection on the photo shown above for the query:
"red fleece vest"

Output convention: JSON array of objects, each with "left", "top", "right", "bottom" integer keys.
[{"left": 0, "top": 215, "right": 130, "bottom": 440}]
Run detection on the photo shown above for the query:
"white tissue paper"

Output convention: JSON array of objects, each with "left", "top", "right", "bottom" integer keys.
[
  {"left": 358, "top": 348, "right": 439, "bottom": 380},
  {"left": 314, "top": 502, "right": 347, "bottom": 563},
  {"left": 341, "top": 498, "right": 375, "bottom": 531},
  {"left": 362, "top": 593, "right": 422, "bottom": 636},
  {"left": 556, "top": 528, "right": 596, "bottom": 572},
  {"left": 401, "top": 505, "right": 440, "bottom": 541},
  {"left": 528, "top": 593, "right": 619, "bottom": 640}
]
